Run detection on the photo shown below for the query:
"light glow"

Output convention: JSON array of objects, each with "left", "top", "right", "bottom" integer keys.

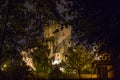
[{"left": 52, "top": 59, "right": 61, "bottom": 65}]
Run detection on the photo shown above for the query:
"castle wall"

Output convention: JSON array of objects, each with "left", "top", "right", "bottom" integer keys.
[{"left": 44, "top": 22, "right": 71, "bottom": 63}]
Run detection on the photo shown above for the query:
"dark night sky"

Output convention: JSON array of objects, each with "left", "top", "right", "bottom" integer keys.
[
  {"left": 67, "top": 0, "right": 120, "bottom": 51},
  {"left": 91, "top": 1, "right": 120, "bottom": 48}
]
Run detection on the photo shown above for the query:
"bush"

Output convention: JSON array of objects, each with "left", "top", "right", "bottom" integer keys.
[{"left": 48, "top": 65, "right": 62, "bottom": 79}]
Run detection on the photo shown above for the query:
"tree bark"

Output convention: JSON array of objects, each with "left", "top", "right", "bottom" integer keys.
[{"left": 77, "top": 69, "right": 81, "bottom": 78}]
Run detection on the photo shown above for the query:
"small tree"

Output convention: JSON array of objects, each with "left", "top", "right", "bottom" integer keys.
[
  {"left": 66, "top": 45, "right": 93, "bottom": 78},
  {"left": 31, "top": 40, "right": 51, "bottom": 73}
]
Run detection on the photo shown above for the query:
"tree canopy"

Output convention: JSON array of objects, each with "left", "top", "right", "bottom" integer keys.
[{"left": 66, "top": 45, "right": 93, "bottom": 78}]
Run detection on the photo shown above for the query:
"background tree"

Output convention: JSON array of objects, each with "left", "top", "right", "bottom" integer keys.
[{"left": 66, "top": 45, "right": 93, "bottom": 78}]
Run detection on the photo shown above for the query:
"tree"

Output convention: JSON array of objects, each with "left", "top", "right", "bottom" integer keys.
[
  {"left": 31, "top": 40, "right": 51, "bottom": 73},
  {"left": 66, "top": 45, "right": 93, "bottom": 78}
]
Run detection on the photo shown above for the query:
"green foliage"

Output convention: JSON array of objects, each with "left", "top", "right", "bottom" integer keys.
[
  {"left": 66, "top": 45, "right": 93, "bottom": 78},
  {"left": 31, "top": 40, "right": 51, "bottom": 73}
]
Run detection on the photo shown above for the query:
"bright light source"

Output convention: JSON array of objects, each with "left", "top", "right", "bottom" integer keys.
[
  {"left": 3, "top": 64, "right": 7, "bottom": 68},
  {"left": 52, "top": 59, "right": 61, "bottom": 65}
]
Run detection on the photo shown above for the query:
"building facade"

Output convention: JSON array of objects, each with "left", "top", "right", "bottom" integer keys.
[{"left": 44, "top": 22, "right": 71, "bottom": 65}]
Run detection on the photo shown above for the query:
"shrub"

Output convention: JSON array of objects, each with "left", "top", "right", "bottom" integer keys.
[{"left": 48, "top": 65, "right": 62, "bottom": 79}]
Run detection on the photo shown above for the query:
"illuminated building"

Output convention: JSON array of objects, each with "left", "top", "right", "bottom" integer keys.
[{"left": 44, "top": 21, "right": 71, "bottom": 65}]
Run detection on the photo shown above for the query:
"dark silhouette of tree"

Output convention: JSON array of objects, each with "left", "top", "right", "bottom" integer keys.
[{"left": 0, "top": 0, "right": 63, "bottom": 79}]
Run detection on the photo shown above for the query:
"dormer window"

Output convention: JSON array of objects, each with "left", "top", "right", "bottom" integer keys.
[{"left": 53, "top": 29, "right": 59, "bottom": 34}]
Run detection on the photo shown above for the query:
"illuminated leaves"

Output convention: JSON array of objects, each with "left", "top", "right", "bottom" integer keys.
[{"left": 66, "top": 45, "right": 93, "bottom": 75}]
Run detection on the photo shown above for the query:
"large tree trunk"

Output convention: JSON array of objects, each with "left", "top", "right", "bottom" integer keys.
[
  {"left": 111, "top": 50, "right": 120, "bottom": 79},
  {"left": 0, "top": 1, "right": 10, "bottom": 80},
  {"left": 77, "top": 69, "right": 81, "bottom": 78},
  {"left": 0, "top": 2, "right": 9, "bottom": 57},
  {"left": 0, "top": 0, "right": 11, "bottom": 66}
]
